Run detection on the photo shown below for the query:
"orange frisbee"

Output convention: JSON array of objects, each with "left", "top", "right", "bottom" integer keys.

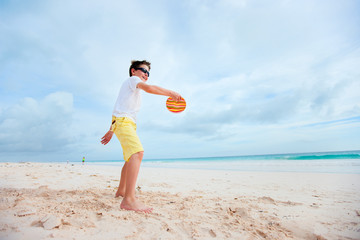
[{"left": 166, "top": 97, "right": 186, "bottom": 113}]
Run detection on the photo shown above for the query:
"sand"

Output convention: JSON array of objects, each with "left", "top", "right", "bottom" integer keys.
[{"left": 0, "top": 162, "right": 359, "bottom": 240}]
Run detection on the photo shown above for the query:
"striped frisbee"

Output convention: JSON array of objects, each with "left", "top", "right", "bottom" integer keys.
[{"left": 166, "top": 97, "right": 186, "bottom": 113}]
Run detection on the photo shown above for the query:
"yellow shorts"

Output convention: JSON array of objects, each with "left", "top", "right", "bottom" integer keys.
[{"left": 111, "top": 116, "right": 144, "bottom": 162}]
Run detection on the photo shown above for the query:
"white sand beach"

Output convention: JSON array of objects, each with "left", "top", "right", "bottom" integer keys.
[{"left": 0, "top": 162, "right": 359, "bottom": 239}]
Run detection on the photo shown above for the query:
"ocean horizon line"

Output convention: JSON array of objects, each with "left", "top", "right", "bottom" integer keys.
[
  {"left": 6, "top": 149, "right": 359, "bottom": 174},
  {"left": 88, "top": 149, "right": 360, "bottom": 163}
]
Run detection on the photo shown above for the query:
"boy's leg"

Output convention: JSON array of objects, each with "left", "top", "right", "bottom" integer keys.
[
  {"left": 120, "top": 151, "right": 152, "bottom": 213},
  {"left": 115, "top": 161, "right": 128, "bottom": 198}
]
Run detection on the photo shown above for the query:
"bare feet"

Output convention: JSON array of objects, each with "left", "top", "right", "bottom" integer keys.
[{"left": 120, "top": 197, "right": 153, "bottom": 213}]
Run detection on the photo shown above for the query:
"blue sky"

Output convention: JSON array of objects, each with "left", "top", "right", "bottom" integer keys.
[{"left": 1, "top": 0, "right": 359, "bottom": 162}]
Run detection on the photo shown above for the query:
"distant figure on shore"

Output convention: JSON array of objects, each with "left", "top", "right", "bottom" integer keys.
[
  {"left": 82, "top": 157, "right": 85, "bottom": 165},
  {"left": 101, "top": 60, "right": 182, "bottom": 213}
]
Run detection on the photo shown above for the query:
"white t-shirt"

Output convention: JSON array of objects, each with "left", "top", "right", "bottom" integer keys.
[{"left": 112, "top": 76, "right": 143, "bottom": 123}]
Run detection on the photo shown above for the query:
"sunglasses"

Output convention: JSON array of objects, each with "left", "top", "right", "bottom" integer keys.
[{"left": 134, "top": 67, "right": 150, "bottom": 77}]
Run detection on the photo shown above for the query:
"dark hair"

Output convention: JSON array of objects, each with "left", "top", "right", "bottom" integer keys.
[{"left": 129, "top": 60, "right": 151, "bottom": 76}]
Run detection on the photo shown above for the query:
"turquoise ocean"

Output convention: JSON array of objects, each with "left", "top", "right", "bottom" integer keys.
[{"left": 87, "top": 150, "right": 360, "bottom": 174}]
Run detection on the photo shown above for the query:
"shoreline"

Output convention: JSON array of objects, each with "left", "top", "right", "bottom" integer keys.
[
  {"left": 8, "top": 158, "right": 360, "bottom": 174},
  {"left": 1, "top": 162, "right": 360, "bottom": 239}
]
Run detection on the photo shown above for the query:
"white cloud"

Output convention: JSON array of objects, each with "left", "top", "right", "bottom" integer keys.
[{"left": 0, "top": 92, "right": 74, "bottom": 153}]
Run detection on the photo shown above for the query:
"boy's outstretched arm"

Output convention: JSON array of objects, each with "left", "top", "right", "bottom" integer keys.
[{"left": 137, "top": 82, "right": 182, "bottom": 101}]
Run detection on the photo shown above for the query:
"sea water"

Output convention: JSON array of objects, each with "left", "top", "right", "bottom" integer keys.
[{"left": 88, "top": 150, "right": 360, "bottom": 174}]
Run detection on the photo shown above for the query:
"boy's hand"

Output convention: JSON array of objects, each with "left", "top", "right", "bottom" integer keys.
[
  {"left": 101, "top": 130, "right": 114, "bottom": 145},
  {"left": 170, "top": 91, "right": 182, "bottom": 102}
]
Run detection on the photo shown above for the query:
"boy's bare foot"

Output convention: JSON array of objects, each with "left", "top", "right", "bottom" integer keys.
[{"left": 120, "top": 198, "right": 153, "bottom": 213}]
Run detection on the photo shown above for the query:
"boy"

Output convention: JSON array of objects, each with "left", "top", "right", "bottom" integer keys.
[{"left": 101, "top": 60, "right": 181, "bottom": 213}]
